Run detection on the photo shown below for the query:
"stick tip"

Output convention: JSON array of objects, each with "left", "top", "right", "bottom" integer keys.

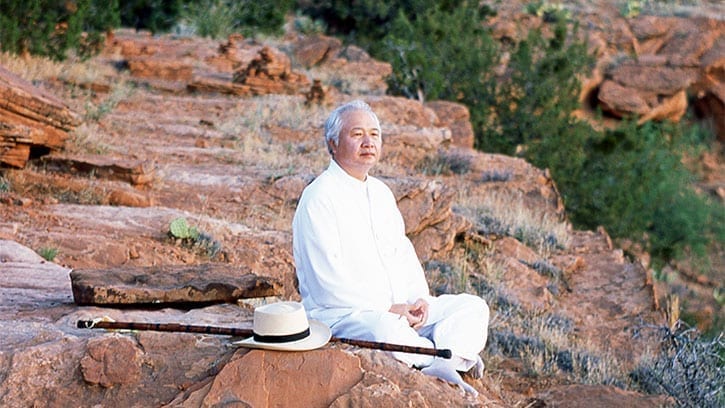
[{"left": 439, "top": 348, "right": 452, "bottom": 359}]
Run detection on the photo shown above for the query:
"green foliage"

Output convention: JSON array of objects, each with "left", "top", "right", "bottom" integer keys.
[
  {"left": 179, "top": 0, "right": 294, "bottom": 39},
  {"left": 0, "top": 175, "right": 9, "bottom": 192},
  {"left": 621, "top": 0, "right": 643, "bottom": 18},
  {"left": 630, "top": 324, "right": 724, "bottom": 407},
  {"left": 169, "top": 217, "right": 199, "bottom": 240},
  {"left": 375, "top": 2, "right": 499, "bottom": 109},
  {"left": 119, "top": 0, "right": 183, "bottom": 33},
  {"left": 37, "top": 246, "right": 59, "bottom": 261},
  {"left": 0, "top": 0, "right": 119, "bottom": 60},
  {"left": 524, "top": 1, "right": 572, "bottom": 22},
  {"left": 293, "top": 12, "right": 327, "bottom": 35},
  {"left": 299, "top": 0, "right": 484, "bottom": 41},
  {"left": 479, "top": 19, "right": 593, "bottom": 154},
  {"left": 549, "top": 119, "right": 723, "bottom": 266},
  {"left": 168, "top": 217, "right": 221, "bottom": 258}
]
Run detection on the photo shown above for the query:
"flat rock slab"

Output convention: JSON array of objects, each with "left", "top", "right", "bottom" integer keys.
[
  {"left": 41, "top": 154, "right": 155, "bottom": 186},
  {"left": 70, "top": 263, "right": 282, "bottom": 307}
]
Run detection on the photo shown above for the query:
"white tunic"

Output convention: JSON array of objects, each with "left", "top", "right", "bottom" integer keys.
[
  {"left": 293, "top": 160, "right": 489, "bottom": 368},
  {"left": 293, "top": 160, "right": 431, "bottom": 323}
]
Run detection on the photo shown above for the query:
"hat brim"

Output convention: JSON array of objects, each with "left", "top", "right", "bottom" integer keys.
[{"left": 232, "top": 320, "right": 331, "bottom": 351}]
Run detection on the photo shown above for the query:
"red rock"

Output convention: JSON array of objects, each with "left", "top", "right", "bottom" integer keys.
[
  {"left": 193, "top": 349, "right": 364, "bottom": 407},
  {"left": 0, "top": 65, "right": 81, "bottom": 167},
  {"left": 127, "top": 57, "right": 194, "bottom": 81},
  {"left": 293, "top": 34, "right": 342, "bottom": 67},
  {"left": 537, "top": 384, "right": 673, "bottom": 407},
  {"left": 107, "top": 188, "right": 153, "bottom": 207},
  {"left": 81, "top": 334, "right": 143, "bottom": 387},
  {"left": 426, "top": 100, "right": 475, "bottom": 148}
]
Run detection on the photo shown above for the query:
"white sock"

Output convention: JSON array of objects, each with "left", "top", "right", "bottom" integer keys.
[{"left": 421, "top": 358, "right": 478, "bottom": 397}]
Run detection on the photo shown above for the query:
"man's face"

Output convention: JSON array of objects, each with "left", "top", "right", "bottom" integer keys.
[{"left": 330, "top": 110, "right": 382, "bottom": 181}]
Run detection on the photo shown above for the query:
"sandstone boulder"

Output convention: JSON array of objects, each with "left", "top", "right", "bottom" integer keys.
[
  {"left": 80, "top": 334, "right": 143, "bottom": 387},
  {"left": 174, "top": 349, "right": 364, "bottom": 407}
]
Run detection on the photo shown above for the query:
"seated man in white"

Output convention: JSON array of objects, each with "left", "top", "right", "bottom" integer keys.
[{"left": 293, "top": 100, "right": 489, "bottom": 395}]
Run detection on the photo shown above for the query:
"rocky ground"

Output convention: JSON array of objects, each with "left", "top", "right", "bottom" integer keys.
[{"left": 1, "top": 3, "right": 722, "bottom": 407}]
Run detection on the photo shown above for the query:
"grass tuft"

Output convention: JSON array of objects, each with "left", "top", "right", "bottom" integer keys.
[{"left": 36, "top": 247, "right": 59, "bottom": 261}]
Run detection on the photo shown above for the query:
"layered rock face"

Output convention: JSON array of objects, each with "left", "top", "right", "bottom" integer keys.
[{"left": 0, "top": 66, "right": 80, "bottom": 167}]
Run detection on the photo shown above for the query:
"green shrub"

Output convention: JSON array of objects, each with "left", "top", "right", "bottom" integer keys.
[
  {"left": 179, "top": 0, "right": 294, "bottom": 39},
  {"left": 0, "top": 0, "right": 119, "bottom": 60},
  {"left": 376, "top": 2, "right": 499, "bottom": 110},
  {"left": 479, "top": 19, "right": 593, "bottom": 154},
  {"left": 552, "top": 120, "right": 723, "bottom": 267},
  {"left": 119, "top": 0, "right": 183, "bottom": 33}
]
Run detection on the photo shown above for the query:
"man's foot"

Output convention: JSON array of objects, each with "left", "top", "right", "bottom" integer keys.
[
  {"left": 421, "top": 358, "right": 478, "bottom": 397},
  {"left": 468, "top": 355, "right": 485, "bottom": 379}
]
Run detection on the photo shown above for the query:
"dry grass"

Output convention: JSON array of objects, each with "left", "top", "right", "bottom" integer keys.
[
  {"left": 0, "top": 51, "right": 114, "bottom": 83},
  {"left": 455, "top": 189, "right": 570, "bottom": 255},
  {"left": 215, "top": 94, "right": 329, "bottom": 171},
  {"left": 66, "top": 123, "right": 112, "bottom": 155}
]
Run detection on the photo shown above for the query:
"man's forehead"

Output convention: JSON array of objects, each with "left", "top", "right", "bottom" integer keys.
[{"left": 342, "top": 110, "right": 380, "bottom": 128}]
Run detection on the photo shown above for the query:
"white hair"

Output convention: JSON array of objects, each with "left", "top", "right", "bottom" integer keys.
[{"left": 323, "top": 100, "right": 381, "bottom": 154}]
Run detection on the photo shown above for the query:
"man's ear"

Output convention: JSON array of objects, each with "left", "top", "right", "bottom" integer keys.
[{"left": 327, "top": 140, "right": 336, "bottom": 155}]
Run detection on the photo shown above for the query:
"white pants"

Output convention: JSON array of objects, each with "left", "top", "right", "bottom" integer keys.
[{"left": 328, "top": 293, "right": 489, "bottom": 370}]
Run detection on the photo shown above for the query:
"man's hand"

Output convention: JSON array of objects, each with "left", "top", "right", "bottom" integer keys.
[{"left": 389, "top": 298, "right": 429, "bottom": 329}]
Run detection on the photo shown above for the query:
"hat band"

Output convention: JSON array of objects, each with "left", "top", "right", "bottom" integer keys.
[{"left": 253, "top": 327, "right": 310, "bottom": 343}]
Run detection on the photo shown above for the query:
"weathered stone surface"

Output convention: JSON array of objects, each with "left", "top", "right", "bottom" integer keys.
[
  {"left": 389, "top": 178, "right": 464, "bottom": 261},
  {"left": 41, "top": 154, "right": 156, "bottom": 186},
  {"left": 181, "top": 349, "right": 364, "bottom": 407},
  {"left": 81, "top": 334, "right": 143, "bottom": 387},
  {"left": 0, "top": 65, "right": 81, "bottom": 167},
  {"left": 537, "top": 384, "right": 673, "bottom": 407},
  {"left": 382, "top": 125, "right": 452, "bottom": 167},
  {"left": 426, "top": 100, "right": 475, "bottom": 148},
  {"left": 70, "top": 264, "right": 282, "bottom": 306},
  {"left": 292, "top": 34, "right": 343, "bottom": 67},
  {"left": 127, "top": 57, "right": 194, "bottom": 81},
  {"left": 232, "top": 46, "right": 310, "bottom": 93}
]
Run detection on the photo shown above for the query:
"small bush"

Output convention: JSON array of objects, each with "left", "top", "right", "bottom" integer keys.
[{"left": 630, "top": 323, "right": 724, "bottom": 407}]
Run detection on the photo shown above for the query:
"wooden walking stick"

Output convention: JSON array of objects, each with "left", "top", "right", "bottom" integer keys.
[{"left": 77, "top": 319, "right": 452, "bottom": 358}]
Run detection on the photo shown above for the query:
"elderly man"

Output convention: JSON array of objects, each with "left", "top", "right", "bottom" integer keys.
[{"left": 293, "top": 100, "right": 489, "bottom": 395}]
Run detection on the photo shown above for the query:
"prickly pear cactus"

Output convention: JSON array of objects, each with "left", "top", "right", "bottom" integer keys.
[{"left": 169, "top": 217, "right": 198, "bottom": 239}]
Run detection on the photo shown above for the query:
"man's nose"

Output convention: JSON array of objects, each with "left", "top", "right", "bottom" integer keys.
[{"left": 361, "top": 133, "right": 375, "bottom": 146}]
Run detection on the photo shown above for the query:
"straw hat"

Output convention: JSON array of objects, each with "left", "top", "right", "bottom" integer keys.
[{"left": 234, "top": 301, "right": 331, "bottom": 351}]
